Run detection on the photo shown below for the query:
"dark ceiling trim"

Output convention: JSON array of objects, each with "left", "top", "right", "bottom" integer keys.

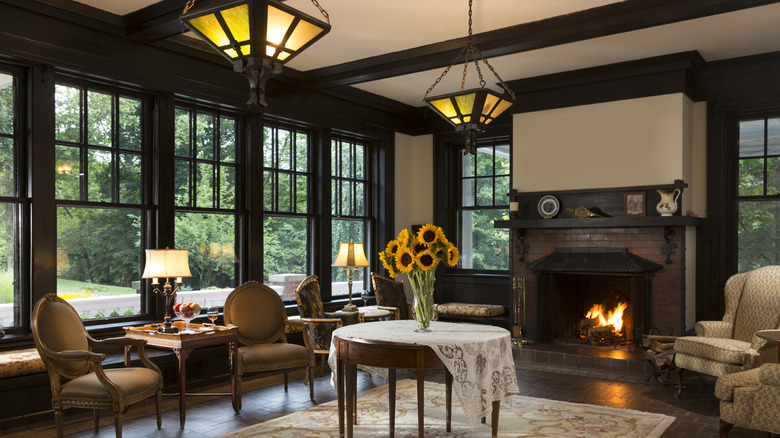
[
  {"left": 2, "top": 0, "right": 124, "bottom": 34},
  {"left": 298, "top": 0, "right": 779, "bottom": 90}
]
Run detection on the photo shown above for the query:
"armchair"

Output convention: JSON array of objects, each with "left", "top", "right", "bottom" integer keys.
[
  {"left": 224, "top": 281, "right": 315, "bottom": 411},
  {"left": 32, "top": 294, "right": 163, "bottom": 438},
  {"left": 716, "top": 361, "right": 780, "bottom": 437},
  {"left": 294, "top": 275, "right": 354, "bottom": 376},
  {"left": 674, "top": 265, "right": 780, "bottom": 397},
  {"left": 370, "top": 272, "right": 411, "bottom": 320}
]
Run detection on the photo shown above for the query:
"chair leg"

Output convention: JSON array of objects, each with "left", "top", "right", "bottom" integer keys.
[
  {"left": 309, "top": 366, "right": 315, "bottom": 401},
  {"left": 155, "top": 389, "right": 162, "bottom": 429},
  {"left": 54, "top": 409, "right": 64, "bottom": 438},
  {"left": 319, "top": 354, "right": 326, "bottom": 376},
  {"left": 284, "top": 370, "right": 289, "bottom": 391},
  {"left": 719, "top": 419, "right": 733, "bottom": 438},
  {"left": 114, "top": 411, "right": 122, "bottom": 438},
  {"left": 93, "top": 409, "right": 100, "bottom": 432},
  {"left": 675, "top": 367, "right": 685, "bottom": 398},
  {"left": 236, "top": 375, "right": 243, "bottom": 412}
]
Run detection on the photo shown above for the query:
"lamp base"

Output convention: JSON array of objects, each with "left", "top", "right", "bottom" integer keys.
[
  {"left": 157, "top": 315, "right": 179, "bottom": 334},
  {"left": 341, "top": 303, "right": 359, "bottom": 313}
]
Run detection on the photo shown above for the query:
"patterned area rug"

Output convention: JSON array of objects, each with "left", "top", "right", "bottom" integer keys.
[{"left": 218, "top": 379, "right": 674, "bottom": 438}]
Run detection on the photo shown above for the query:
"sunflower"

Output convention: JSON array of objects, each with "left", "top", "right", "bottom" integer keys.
[
  {"left": 395, "top": 247, "right": 415, "bottom": 273},
  {"left": 415, "top": 250, "right": 437, "bottom": 271},
  {"left": 397, "top": 228, "right": 410, "bottom": 247},
  {"left": 385, "top": 239, "right": 400, "bottom": 256},
  {"left": 447, "top": 245, "right": 460, "bottom": 267},
  {"left": 411, "top": 237, "right": 428, "bottom": 254},
  {"left": 417, "top": 224, "right": 441, "bottom": 245},
  {"left": 379, "top": 251, "right": 393, "bottom": 271},
  {"left": 386, "top": 263, "right": 398, "bottom": 279}
]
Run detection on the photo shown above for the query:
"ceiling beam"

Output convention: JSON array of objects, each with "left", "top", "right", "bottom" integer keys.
[{"left": 299, "top": 0, "right": 780, "bottom": 90}]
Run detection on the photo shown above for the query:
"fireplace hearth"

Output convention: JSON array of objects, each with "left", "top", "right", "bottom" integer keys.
[{"left": 528, "top": 248, "right": 662, "bottom": 345}]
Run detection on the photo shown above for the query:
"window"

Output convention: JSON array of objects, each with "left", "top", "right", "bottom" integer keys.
[
  {"left": 331, "top": 136, "right": 370, "bottom": 296},
  {"left": 458, "top": 141, "right": 510, "bottom": 271},
  {"left": 262, "top": 122, "right": 312, "bottom": 301},
  {"left": 54, "top": 82, "right": 147, "bottom": 320},
  {"left": 0, "top": 71, "right": 21, "bottom": 328},
  {"left": 174, "top": 107, "right": 241, "bottom": 301},
  {"left": 736, "top": 116, "right": 780, "bottom": 272}
]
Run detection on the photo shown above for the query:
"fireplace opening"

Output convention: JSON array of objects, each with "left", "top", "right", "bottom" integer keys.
[{"left": 528, "top": 248, "right": 662, "bottom": 347}]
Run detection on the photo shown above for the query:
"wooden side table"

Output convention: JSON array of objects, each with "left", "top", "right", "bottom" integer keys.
[{"left": 123, "top": 323, "right": 239, "bottom": 428}]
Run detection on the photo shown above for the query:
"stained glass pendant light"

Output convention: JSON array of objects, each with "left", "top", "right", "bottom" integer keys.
[
  {"left": 180, "top": 0, "right": 331, "bottom": 107},
  {"left": 423, "top": 0, "right": 515, "bottom": 155}
]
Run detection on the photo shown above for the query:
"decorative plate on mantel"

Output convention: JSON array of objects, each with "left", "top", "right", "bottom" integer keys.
[{"left": 538, "top": 195, "right": 560, "bottom": 219}]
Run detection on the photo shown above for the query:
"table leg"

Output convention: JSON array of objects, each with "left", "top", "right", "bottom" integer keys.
[
  {"left": 416, "top": 367, "right": 425, "bottom": 438},
  {"left": 491, "top": 399, "right": 500, "bottom": 438},
  {"left": 337, "top": 352, "right": 344, "bottom": 438},
  {"left": 346, "top": 362, "right": 356, "bottom": 438},
  {"left": 173, "top": 347, "right": 191, "bottom": 429},
  {"left": 228, "top": 340, "right": 239, "bottom": 413},
  {"left": 445, "top": 369, "right": 452, "bottom": 432},
  {"left": 389, "top": 368, "right": 396, "bottom": 436}
]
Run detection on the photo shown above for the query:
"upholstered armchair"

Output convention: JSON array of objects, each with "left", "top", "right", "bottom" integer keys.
[
  {"left": 370, "top": 272, "right": 411, "bottom": 320},
  {"left": 716, "top": 361, "right": 780, "bottom": 437},
  {"left": 224, "top": 281, "right": 315, "bottom": 411},
  {"left": 32, "top": 294, "right": 163, "bottom": 438},
  {"left": 674, "top": 265, "right": 780, "bottom": 397},
  {"left": 294, "top": 275, "right": 356, "bottom": 376}
]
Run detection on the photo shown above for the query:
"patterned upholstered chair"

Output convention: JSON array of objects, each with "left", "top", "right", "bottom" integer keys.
[
  {"left": 32, "top": 294, "right": 163, "bottom": 438},
  {"left": 674, "top": 265, "right": 780, "bottom": 397},
  {"left": 716, "top": 361, "right": 780, "bottom": 437},
  {"left": 370, "top": 272, "right": 412, "bottom": 320},
  {"left": 224, "top": 281, "right": 315, "bottom": 411},
  {"left": 294, "top": 275, "right": 356, "bottom": 376}
]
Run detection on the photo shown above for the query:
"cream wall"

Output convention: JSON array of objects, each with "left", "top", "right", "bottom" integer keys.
[{"left": 393, "top": 133, "right": 434, "bottom": 234}]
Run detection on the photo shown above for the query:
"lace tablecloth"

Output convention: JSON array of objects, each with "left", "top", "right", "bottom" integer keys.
[{"left": 327, "top": 320, "right": 519, "bottom": 425}]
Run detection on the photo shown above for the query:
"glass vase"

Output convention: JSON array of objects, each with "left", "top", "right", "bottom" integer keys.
[{"left": 413, "top": 291, "right": 434, "bottom": 332}]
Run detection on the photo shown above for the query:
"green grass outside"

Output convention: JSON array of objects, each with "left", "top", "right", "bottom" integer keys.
[{"left": 57, "top": 278, "right": 136, "bottom": 296}]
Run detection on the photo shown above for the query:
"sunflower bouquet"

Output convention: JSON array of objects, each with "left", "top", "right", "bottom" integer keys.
[{"left": 378, "top": 224, "right": 459, "bottom": 331}]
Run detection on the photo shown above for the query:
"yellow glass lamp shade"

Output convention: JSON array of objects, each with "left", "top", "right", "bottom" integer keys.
[
  {"left": 142, "top": 249, "right": 192, "bottom": 281},
  {"left": 332, "top": 242, "right": 370, "bottom": 268},
  {"left": 424, "top": 88, "right": 514, "bottom": 128},
  {"left": 181, "top": 0, "right": 331, "bottom": 64}
]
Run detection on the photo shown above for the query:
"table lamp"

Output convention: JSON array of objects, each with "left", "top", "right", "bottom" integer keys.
[
  {"left": 332, "top": 240, "right": 370, "bottom": 312},
  {"left": 142, "top": 248, "right": 192, "bottom": 333}
]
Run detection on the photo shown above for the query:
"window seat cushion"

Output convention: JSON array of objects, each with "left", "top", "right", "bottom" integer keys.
[
  {"left": 437, "top": 302, "right": 505, "bottom": 318},
  {"left": 0, "top": 348, "right": 45, "bottom": 378}
]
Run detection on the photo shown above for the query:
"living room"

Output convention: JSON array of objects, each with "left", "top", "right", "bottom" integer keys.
[{"left": 1, "top": 1, "right": 780, "bottom": 437}]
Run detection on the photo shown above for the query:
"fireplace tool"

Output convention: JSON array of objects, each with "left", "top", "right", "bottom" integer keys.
[{"left": 512, "top": 276, "right": 527, "bottom": 346}]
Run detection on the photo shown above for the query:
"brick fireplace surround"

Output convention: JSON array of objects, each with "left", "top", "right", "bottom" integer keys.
[{"left": 514, "top": 226, "right": 687, "bottom": 343}]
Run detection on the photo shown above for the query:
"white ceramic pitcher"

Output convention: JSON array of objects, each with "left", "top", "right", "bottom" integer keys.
[{"left": 656, "top": 188, "right": 681, "bottom": 216}]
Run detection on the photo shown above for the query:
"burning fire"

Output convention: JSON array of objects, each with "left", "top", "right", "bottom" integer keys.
[{"left": 584, "top": 302, "right": 627, "bottom": 333}]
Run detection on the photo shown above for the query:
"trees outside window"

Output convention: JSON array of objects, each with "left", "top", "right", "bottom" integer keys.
[
  {"left": 262, "top": 123, "right": 312, "bottom": 300},
  {"left": 0, "top": 71, "right": 21, "bottom": 328},
  {"left": 458, "top": 141, "right": 510, "bottom": 271},
  {"left": 174, "top": 107, "right": 240, "bottom": 297},
  {"left": 737, "top": 117, "right": 780, "bottom": 272},
  {"left": 54, "top": 82, "right": 147, "bottom": 319},
  {"left": 331, "top": 136, "right": 369, "bottom": 296}
]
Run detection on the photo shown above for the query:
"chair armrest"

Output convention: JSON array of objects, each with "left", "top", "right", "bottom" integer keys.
[
  {"left": 300, "top": 318, "right": 343, "bottom": 352},
  {"left": 695, "top": 320, "right": 733, "bottom": 338},
  {"left": 759, "top": 363, "right": 780, "bottom": 386},
  {"left": 376, "top": 306, "right": 400, "bottom": 320},
  {"left": 59, "top": 350, "right": 105, "bottom": 363}
]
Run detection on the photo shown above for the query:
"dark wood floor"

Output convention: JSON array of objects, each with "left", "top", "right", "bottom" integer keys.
[{"left": 1, "top": 347, "right": 767, "bottom": 437}]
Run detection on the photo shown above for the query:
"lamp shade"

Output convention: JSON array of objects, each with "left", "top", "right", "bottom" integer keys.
[
  {"left": 181, "top": 0, "right": 331, "bottom": 65},
  {"left": 424, "top": 87, "right": 514, "bottom": 129},
  {"left": 142, "top": 249, "right": 192, "bottom": 279},
  {"left": 332, "top": 242, "right": 370, "bottom": 268}
]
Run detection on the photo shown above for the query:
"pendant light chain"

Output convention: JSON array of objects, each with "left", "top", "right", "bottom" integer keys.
[{"left": 183, "top": 0, "right": 195, "bottom": 14}]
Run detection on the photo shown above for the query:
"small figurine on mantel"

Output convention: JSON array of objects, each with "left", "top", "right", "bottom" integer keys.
[{"left": 566, "top": 206, "right": 608, "bottom": 218}]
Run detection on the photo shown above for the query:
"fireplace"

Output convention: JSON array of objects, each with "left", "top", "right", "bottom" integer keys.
[{"left": 528, "top": 248, "right": 662, "bottom": 345}]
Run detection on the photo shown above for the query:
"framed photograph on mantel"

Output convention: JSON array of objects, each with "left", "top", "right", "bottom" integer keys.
[{"left": 624, "top": 192, "right": 645, "bottom": 217}]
